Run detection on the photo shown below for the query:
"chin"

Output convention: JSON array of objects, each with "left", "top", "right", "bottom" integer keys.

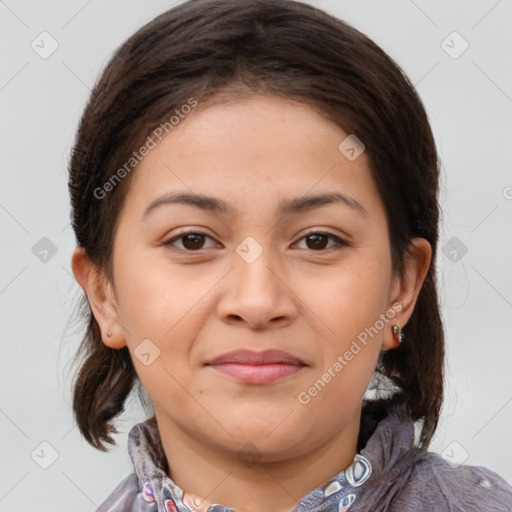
[{"left": 222, "top": 418, "right": 309, "bottom": 453}]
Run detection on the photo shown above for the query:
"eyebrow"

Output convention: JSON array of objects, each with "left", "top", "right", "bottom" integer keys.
[{"left": 141, "top": 190, "right": 368, "bottom": 221}]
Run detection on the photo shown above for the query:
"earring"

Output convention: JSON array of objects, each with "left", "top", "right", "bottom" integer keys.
[
  {"left": 107, "top": 332, "right": 112, "bottom": 337},
  {"left": 392, "top": 324, "right": 403, "bottom": 343}
]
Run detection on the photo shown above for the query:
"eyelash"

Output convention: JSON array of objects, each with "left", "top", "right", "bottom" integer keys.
[{"left": 162, "top": 229, "right": 349, "bottom": 253}]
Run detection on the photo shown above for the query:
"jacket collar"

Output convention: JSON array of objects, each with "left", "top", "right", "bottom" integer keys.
[{"left": 127, "top": 399, "right": 422, "bottom": 512}]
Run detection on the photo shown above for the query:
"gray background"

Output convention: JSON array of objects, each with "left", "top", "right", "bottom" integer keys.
[{"left": 1, "top": 0, "right": 511, "bottom": 510}]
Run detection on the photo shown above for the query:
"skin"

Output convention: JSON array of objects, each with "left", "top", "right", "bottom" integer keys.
[{"left": 72, "top": 95, "right": 431, "bottom": 512}]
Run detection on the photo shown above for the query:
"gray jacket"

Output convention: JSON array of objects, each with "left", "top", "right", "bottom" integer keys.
[{"left": 95, "top": 400, "right": 512, "bottom": 511}]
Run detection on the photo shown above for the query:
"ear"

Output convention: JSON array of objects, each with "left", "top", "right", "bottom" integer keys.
[
  {"left": 71, "top": 246, "right": 127, "bottom": 349},
  {"left": 382, "top": 237, "right": 432, "bottom": 350}
]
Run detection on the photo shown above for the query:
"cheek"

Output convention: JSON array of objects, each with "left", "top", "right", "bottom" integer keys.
[
  {"left": 316, "top": 259, "right": 390, "bottom": 332},
  {"left": 305, "top": 256, "right": 389, "bottom": 393},
  {"left": 114, "top": 250, "right": 190, "bottom": 333},
  {"left": 115, "top": 262, "right": 210, "bottom": 369}
]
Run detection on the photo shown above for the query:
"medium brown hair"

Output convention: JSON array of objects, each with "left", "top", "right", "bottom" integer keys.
[{"left": 68, "top": 0, "right": 445, "bottom": 451}]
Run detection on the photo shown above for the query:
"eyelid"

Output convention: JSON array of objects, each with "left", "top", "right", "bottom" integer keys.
[
  {"left": 163, "top": 228, "right": 219, "bottom": 250},
  {"left": 163, "top": 227, "right": 349, "bottom": 252}
]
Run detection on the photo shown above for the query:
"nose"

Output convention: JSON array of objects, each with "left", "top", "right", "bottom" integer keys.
[{"left": 216, "top": 247, "right": 298, "bottom": 329}]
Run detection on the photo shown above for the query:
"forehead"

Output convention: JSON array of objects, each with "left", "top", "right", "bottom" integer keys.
[{"left": 121, "top": 95, "right": 383, "bottom": 220}]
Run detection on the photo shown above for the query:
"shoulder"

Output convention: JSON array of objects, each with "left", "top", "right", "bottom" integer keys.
[
  {"left": 95, "top": 473, "right": 148, "bottom": 512},
  {"left": 392, "top": 450, "right": 512, "bottom": 512}
]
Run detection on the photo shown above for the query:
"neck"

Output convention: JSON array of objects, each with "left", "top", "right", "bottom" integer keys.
[{"left": 155, "top": 407, "right": 362, "bottom": 512}]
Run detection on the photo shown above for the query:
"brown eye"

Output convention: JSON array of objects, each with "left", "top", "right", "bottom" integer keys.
[
  {"left": 295, "top": 232, "right": 348, "bottom": 251},
  {"left": 181, "top": 233, "right": 206, "bottom": 250},
  {"left": 306, "top": 233, "right": 329, "bottom": 250},
  {"left": 164, "top": 231, "right": 216, "bottom": 251},
  {"left": 163, "top": 230, "right": 348, "bottom": 253}
]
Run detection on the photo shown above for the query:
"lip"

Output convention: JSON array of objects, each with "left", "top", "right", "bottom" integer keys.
[
  {"left": 205, "top": 349, "right": 307, "bottom": 384},
  {"left": 206, "top": 349, "right": 306, "bottom": 366}
]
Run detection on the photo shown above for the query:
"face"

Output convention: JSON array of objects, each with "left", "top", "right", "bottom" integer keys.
[{"left": 76, "top": 95, "right": 430, "bottom": 462}]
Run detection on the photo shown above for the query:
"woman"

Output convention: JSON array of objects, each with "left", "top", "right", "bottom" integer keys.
[{"left": 68, "top": 0, "right": 512, "bottom": 510}]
